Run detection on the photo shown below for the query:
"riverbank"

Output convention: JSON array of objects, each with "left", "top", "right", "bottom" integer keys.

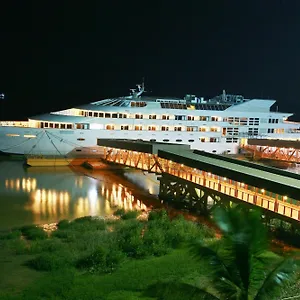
[
  {"left": 1, "top": 209, "right": 299, "bottom": 300},
  {"left": 0, "top": 210, "right": 215, "bottom": 299}
]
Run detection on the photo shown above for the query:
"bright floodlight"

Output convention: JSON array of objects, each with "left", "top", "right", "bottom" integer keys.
[{"left": 0, "top": 93, "right": 4, "bottom": 99}]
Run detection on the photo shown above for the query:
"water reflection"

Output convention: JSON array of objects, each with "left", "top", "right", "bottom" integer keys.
[{"left": 0, "top": 161, "right": 157, "bottom": 229}]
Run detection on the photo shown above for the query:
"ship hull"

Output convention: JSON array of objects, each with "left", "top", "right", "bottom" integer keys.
[{"left": 0, "top": 125, "right": 239, "bottom": 157}]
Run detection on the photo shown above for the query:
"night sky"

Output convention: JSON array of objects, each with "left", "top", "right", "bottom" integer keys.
[{"left": 1, "top": 1, "right": 300, "bottom": 121}]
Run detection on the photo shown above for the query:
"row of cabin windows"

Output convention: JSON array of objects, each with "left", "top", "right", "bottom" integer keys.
[
  {"left": 147, "top": 138, "right": 221, "bottom": 143},
  {"left": 80, "top": 111, "right": 266, "bottom": 124},
  {"left": 267, "top": 128, "right": 284, "bottom": 134},
  {"left": 40, "top": 122, "right": 73, "bottom": 129},
  {"left": 269, "top": 118, "right": 279, "bottom": 124},
  {"left": 104, "top": 125, "right": 221, "bottom": 132}
]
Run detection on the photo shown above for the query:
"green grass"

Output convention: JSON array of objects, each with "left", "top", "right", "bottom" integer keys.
[{"left": 0, "top": 211, "right": 299, "bottom": 300}]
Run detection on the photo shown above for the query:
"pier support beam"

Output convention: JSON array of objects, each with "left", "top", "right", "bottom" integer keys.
[{"left": 158, "top": 173, "right": 231, "bottom": 215}]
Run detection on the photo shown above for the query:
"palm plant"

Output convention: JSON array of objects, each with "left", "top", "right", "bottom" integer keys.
[{"left": 146, "top": 206, "right": 300, "bottom": 300}]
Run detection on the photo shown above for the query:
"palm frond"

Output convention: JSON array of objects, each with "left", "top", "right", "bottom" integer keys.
[
  {"left": 144, "top": 281, "right": 219, "bottom": 300},
  {"left": 189, "top": 239, "right": 242, "bottom": 297},
  {"left": 248, "top": 251, "right": 282, "bottom": 298},
  {"left": 254, "top": 257, "right": 300, "bottom": 300}
]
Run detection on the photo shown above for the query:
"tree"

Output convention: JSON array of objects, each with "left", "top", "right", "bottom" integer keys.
[{"left": 146, "top": 206, "right": 300, "bottom": 300}]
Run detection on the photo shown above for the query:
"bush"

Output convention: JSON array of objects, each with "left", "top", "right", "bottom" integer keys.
[
  {"left": 57, "top": 219, "right": 70, "bottom": 229},
  {"left": 121, "top": 210, "right": 140, "bottom": 220},
  {"left": 0, "top": 229, "right": 22, "bottom": 240},
  {"left": 115, "top": 220, "right": 145, "bottom": 258},
  {"left": 142, "top": 226, "right": 169, "bottom": 256},
  {"left": 77, "top": 246, "right": 125, "bottom": 273},
  {"left": 26, "top": 251, "right": 74, "bottom": 271},
  {"left": 148, "top": 209, "right": 168, "bottom": 221},
  {"left": 114, "top": 208, "right": 125, "bottom": 217},
  {"left": 20, "top": 225, "right": 47, "bottom": 240},
  {"left": 6, "top": 238, "right": 28, "bottom": 255},
  {"left": 29, "top": 238, "right": 67, "bottom": 254}
]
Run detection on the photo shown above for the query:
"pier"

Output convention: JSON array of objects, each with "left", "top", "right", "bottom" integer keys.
[{"left": 97, "top": 139, "right": 300, "bottom": 226}]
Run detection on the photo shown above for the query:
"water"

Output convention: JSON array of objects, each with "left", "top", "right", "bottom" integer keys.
[{"left": 0, "top": 160, "right": 160, "bottom": 230}]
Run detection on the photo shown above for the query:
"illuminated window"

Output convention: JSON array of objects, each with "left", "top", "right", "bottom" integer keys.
[
  {"left": 61, "top": 124, "right": 66, "bottom": 129},
  {"left": 162, "top": 115, "right": 169, "bottom": 120},
  {"left": 148, "top": 126, "right": 156, "bottom": 131},
  {"left": 121, "top": 125, "right": 129, "bottom": 130},
  {"left": 94, "top": 112, "right": 99, "bottom": 117},
  {"left": 161, "top": 126, "right": 169, "bottom": 131},
  {"left": 66, "top": 124, "right": 73, "bottom": 129},
  {"left": 106, "top": 125, "right": 115, "bottom": 130},
  {"left": 187, "top": 116, "right": 194, "bottom": 121},
  {"left": 112, "top": 113, "right": 118, "bottom": 118},
  {"left": 6, "top": 133, "right": 20, "bottom": 137},
  {"left": 199, "top": 127, "right": 206, "bottom": 132},
  {"left": 199, "top": 116, "right": 208, "bottom": 121},
  {"left": 24, "top": 134, "right": 36, "bottom": 138},
  {"left": 174, "top": 126, "right": 182, "bottom": 131},
  {"left": 211, "top": 116, "right": 219, "bottom": 122},
  {"left": 55, "top": 123, "right": 59, "bottom": 129},
  {"left": 135, "top": 114, "right": 143, "bottom": 119},
  {"left": 134, "top": 125, "right": 143, "bottom": 130},
  {"left": 187, "top": 126, "right": 197, "bottom": 131},
  {"left": 105, "top": 113, "right": 111, "bottom": 118},
  {"left": 149, "top": 115, "right": 157, "bottom": 119}
]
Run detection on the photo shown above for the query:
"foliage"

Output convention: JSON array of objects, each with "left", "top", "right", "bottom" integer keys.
[
  {"left": 0, "top": 229, "right": 22, "bottom": 240},
  {"left": 146, "top": 206, "right": 300, "bottom": 300},
  {"left": 76, "top": 246, "right": 125, "bottom": 274},
  {"left": 20, "top": 225, "right": 48, "bottom": 240},
  {"left": 26, "top": 250, "right": 75, "bottom": 271}
]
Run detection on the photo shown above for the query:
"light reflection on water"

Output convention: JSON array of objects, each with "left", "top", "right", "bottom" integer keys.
[{"left": 0, "top": 161, "right": 158, "bottom": 230}]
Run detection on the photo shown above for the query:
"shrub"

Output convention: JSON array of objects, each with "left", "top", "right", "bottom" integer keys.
[
  {"left": 142, "top": 226, "right": 169, "bottom": 256},
  {"left": 121, "top": 210, "right": 140, "bottom": 220},
  {"left": 20, "top": 225, "right": 47, "bottom": 240},
  {"left": 77, "top": 246, "right": 125, "bottom": 273},
  {"left": 57, "top": 219, "right": 70, "bottom": 229},
  {"left": 148, "top": 209, "right": 168, "bottom": 221},
  {"left": 26, "top": 251, "right": 74, "bottom": 271},
  {"left": 29, "top": 238, "right": 66, "bottom": 254},
  {"left": 115, "top": 220, "right": 145, "bottom": 258},
  {"left": 6, "top": 238, "right": 28, "bottom": 255},
  {"left": 114, "top": 208, "right": 125, "bottom": 217},
  {"left": 0, "top": 229, "right": 22, "bottom": 240}
]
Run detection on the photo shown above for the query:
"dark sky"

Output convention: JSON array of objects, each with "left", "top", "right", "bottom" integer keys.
[{"left": 1, "top": 0, "right": 300, "bottom": 120}]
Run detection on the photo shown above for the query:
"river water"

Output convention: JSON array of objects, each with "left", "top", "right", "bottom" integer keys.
[{"left": 0, "top": 160, "right": 161, "bottom": 230}]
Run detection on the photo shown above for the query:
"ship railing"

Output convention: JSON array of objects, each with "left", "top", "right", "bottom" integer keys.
[{"left": 0, "top": 121, "right": 29, "bottom": 127}]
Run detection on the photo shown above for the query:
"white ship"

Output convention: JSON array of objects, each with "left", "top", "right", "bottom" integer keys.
[{"left": 1, "top": 83, "right": 300, "bottom": 157}]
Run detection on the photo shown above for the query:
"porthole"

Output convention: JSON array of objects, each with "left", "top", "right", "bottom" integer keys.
[
  {"left": 77, "top": 138, "right": 85, "bottom": 141},
  {"left": 212, "top": 150, "right": 217, "bottom": 153},
  {"left": 176, "top": 139, "right": 182, "bottom": 142},
  {"left": 163, "top": 139, "right": 169, "bottom": 142},
  {"left": 150, "top": 139, "right": 156, "bottom": 142},
  {"left": 76, "top": 149, "right": 82, "bottom": 152},
  {"left": 188, "top": 139, "right": 194, "bottom": 142}
]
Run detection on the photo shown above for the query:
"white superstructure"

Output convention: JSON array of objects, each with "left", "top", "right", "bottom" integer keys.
[{"left": 1, "top": 83, "right": 300, "bottom": 157}]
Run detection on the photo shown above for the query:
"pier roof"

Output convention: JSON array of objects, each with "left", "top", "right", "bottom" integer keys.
[{"left": 97, "top": 139, "right": 300, "bottom": 200}]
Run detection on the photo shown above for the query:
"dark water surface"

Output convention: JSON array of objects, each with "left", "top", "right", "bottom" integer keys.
[{"left": 0, "top": 160, "right": 160, "bottom": 230}]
